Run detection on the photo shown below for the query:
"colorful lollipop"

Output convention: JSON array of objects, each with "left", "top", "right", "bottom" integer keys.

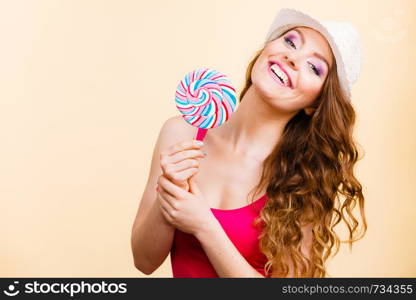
[{"left": 175, "top": 68, "right": 237, "bottom": 131}]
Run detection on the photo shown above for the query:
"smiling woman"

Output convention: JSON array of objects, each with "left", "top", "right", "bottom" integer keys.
[
  {"left": 268, "top": 28, "right": 332, "bottom": 89},
  {"left": 238, "top": 12, "right": 367, "bottom": 277},
  {"left": 131, "top": 7, "right": 367, "bottom": 278},
  {"left": 251, "top": 26, "right": 336, "bottom": 118}
]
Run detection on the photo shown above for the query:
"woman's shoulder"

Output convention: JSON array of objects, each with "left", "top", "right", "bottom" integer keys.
[
  {"left": 162, "top": 115, "right": 196, "bottom": 135},
  {"left": 159, "top": 115, "right": 197, "bottom": 146}
]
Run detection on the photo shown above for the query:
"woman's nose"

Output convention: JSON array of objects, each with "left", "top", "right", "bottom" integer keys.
[{"left": 284, "top": 54, "right": 298, "bottom": 70}]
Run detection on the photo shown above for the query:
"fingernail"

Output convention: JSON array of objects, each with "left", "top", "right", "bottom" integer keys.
[{"left": 196, "top": 141, "right": 204, "bottom": 146}]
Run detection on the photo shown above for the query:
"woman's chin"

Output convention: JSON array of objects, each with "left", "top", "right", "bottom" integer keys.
[{"left": 255, "top": 82, "right": 291, "bottom": 100}]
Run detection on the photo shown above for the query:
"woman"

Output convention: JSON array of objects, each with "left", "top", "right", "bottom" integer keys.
[{"left": 131, "top": 8, "right": 367, "bottom": 278}]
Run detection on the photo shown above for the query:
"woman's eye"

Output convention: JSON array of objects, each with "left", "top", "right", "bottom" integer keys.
[
  {"left": 284, "top": 36, "right": 296, "bottom": 49},
  {"left": 308, "top": 62, "right": 320, "bottom": 76}
]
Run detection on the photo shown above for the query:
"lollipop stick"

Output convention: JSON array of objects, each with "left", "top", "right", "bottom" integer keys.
[{"left": 195, "top": 128, "right": 208, "bottom": 141}]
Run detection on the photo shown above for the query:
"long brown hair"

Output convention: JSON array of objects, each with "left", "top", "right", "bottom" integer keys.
[{"left": 244, "top": 29, "right": 368, "bottom": 277}]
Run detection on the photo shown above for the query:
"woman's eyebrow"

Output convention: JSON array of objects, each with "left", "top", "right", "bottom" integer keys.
[{"left": 292, "top": 28, "right": 330, "bottom": 69}]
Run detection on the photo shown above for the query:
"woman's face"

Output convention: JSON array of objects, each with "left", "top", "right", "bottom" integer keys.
[{"left": 251, "top": 26, "right": 334, "bottom": 115}]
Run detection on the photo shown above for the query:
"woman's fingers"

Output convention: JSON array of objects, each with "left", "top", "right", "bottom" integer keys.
[
  {"left": 164, "top": 158, "right": 199, "bottom": 175},
  {"left": 158, "top": 175, "right": 188, "bottom": 199},
  {"left": 157, "top": 189, "right": 176, "bottom": 225},
  {"left": 161, "top": 150, "right": 204, "bottom": 183},
  {"left": 158, "top": 186, "right": 180, "bottom": 211},
  {"left": 168, "top": 149, "right": 205, "bottom": 164},
  {"left": 159, "top": 139, "right": 206, "bottom": 190},
  {"left": 168, "top": 167, "right": 198, "bottom": 182},
  {"left": 160, "top": 142, "right": 205, "bottom": 171},
  {"left": 161, "top": 140, "right": 203, "bottom": 157},
  {"left": 158, "top": 199, "right": 173, "bottom": 224}
]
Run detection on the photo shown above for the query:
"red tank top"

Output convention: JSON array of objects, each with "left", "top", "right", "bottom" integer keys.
[{"left": 170, "top": 127, "right": 269, "bottom": 277}]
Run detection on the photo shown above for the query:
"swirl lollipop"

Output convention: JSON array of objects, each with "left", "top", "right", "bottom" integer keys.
[{"left": 175, "top": 68, "right": 237, "bottom": 136}]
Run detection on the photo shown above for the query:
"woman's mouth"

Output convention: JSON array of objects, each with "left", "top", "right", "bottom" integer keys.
[{"left": 268, "top": 62, "right": 292, "bottom": 88}]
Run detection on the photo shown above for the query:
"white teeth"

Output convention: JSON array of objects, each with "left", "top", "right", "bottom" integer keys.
[{"left": 270, "top": 64, "right": 289, "bottom": 87}]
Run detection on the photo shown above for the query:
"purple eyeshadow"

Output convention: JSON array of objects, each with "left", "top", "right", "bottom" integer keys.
[
  {"left": 287, "top": 30, "right": 326, "bottom": 77},
  {"left": 316, "top": 64, "right": 323, "bottom": 76},
  {"left": 286, "top": 34, "right": 297, "bottom": 41}
]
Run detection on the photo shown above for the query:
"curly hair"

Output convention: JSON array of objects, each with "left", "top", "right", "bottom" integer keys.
[{"left": 243, "top": 29, "right": 368, "bottom": 278}]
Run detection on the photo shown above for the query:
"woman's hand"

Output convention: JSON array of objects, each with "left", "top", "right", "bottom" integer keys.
[
  {"left": 157, "top": 175, "right": 216, "bottom": 236},
  {"left": 159, "top": 140, "right": 206, "bottom": 192}
]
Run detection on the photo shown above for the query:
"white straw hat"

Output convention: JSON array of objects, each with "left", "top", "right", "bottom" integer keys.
[{"left": 264, "top": 8, "right": 363, "bottom": 99}]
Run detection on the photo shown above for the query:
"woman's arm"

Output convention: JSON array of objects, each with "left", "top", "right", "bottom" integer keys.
[
  {"left": 131, "top": 119, "right": 175, "bottom": 274},
  {"left": 195, "top": 217, "right": 264, "bottom": 277},
  {"left": 195, "top": 217, "right": 314, "bottom": 278},
  {"left": 131, "top": 196, "right": 175, "bottom": 275},
  {"left": 131, "top": 115, "right": 197, "bottom": 274}
]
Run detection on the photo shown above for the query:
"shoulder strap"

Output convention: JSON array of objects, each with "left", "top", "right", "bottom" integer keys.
[{"left": 195, "top": 127, "right": 208, "bottom": 141}]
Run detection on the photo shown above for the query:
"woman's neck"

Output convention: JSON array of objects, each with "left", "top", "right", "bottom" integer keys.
[{"left": 212, "top": 85, "right": 296, "bottom": 158}]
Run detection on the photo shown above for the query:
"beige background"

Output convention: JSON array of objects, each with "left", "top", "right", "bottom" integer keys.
[{"left": 0, "top": 0, "right": 415, "bottom": 277}]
